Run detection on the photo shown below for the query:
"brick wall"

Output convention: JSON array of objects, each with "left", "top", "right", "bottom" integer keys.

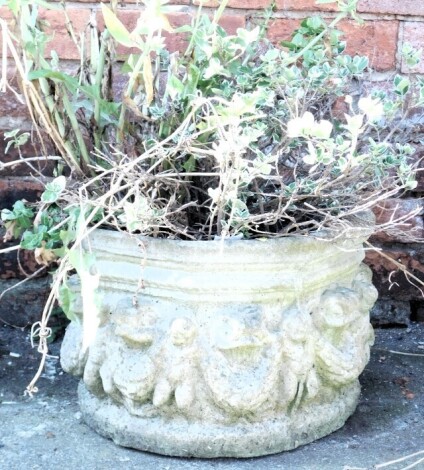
[{"left": 0, "top": 0, "right": 423, "bottom": 327}]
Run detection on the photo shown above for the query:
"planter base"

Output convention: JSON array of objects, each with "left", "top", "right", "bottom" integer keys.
[{"left": 78, "top": 380, "right": 360, "bottom": 458}]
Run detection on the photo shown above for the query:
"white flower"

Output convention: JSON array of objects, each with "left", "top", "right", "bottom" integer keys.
[
  {"left": 287, "top": 111, "right": 333, "bottom": 139},
  {"left": 358, "top": 97, "right": 384, "bottom": 121},
  {"left": 312, "top": 120, "right": 333, "bottom": 139},
  {"left": 208, "top": 187, "right": 221, "bottom": 203},
  {"left": 287, "top": 112, "right": 315, "bottom": 138}
]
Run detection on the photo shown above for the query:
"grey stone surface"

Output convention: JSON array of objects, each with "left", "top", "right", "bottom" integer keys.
[
  {"left": 60, "top": 229, "right": 376, "bottom": 457},
  {"left": 371, "top": 299, "right": 411, "bottom": 327},
  {"left": 1, "top": 323, "right": 424, "bottom": 469},
  {"left": 78, "top": 381, "right": 361, "bottom": 458}
]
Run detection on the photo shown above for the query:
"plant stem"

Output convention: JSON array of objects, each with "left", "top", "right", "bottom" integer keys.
[
  {"left": 117, "top": 30, "right": 154, "bottom": 144},
  {"left": 61, "top": 92, "right": 91, "bottom": 170},
  {"left": 93, "top": 31, "right": 109, "bottom": 152}
]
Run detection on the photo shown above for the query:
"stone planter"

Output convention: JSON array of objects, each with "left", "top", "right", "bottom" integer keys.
[{"left": 61, "top": 229, "right": 377, "bottom": 458}]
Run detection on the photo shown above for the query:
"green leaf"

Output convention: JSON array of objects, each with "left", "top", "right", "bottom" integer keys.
[
  {"left": 58, "top": 282, "right": 78, "bottom": 322},
  {"left": 101, "top": 3, "right": 134, "bottom": 48},
  {"left": 28, "top": 70, "right": 79, "bottom": 94},
  {"left": 4, "top": 129, "right": 20, "bottom": 139},
  {"left": 167, "top": 75, "right": 184, "bottom": 101},
  {"left": 41, "top": 176, "right": 66, "bottom": 203},
  {"left": 183, "top": 155, "right": 196, "bottom": 172},
  {"left": 236, "top": 26, "right": 260, "bottom": 47},
  {"left": 306, "top": 16, "right": 324, "bottom": 31},
  {"left": 393, "top": 75, "right": 410, "bottom": 96},
  {"left": 1, "top": 200, "right": 33, "bottom": 222},
  {"left": 69, "top": 248, "right": 96, "bottom": 276},
  {"left": 21, "top": 230, "right": 44, "bottom": 250}
]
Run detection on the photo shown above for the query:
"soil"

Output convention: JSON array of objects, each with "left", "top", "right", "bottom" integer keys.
[{"left": 1, "top": 323, "right": 424, "bottom": 470}]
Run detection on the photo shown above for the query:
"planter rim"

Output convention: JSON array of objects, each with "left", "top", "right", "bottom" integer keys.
[{"left": 85, "top": 226, "right": 372, "bottom": 250}]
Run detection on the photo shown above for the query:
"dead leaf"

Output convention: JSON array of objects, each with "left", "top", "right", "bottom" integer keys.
[
  {"left": 123, "top": 96, "right": 144, "bottom": 118},
  {"left": 2, "top": 221, "right": 16, "bottom": 242},
  {"left": 35, "top": 241, "right": 57, "bottom": 266},
  {"left": 143, "top": 55, "right": 154, "bottom": 107}
]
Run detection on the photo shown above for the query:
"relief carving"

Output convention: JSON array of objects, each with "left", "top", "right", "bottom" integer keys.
[
  {"left": 311, "top": 268, "right": 377, "bottom": 386},
  {"left": 61, "top": 265, "right": 376, "bottom": 421}
]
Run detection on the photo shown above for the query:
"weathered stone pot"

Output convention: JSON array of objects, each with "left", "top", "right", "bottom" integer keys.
[{"left": 61, "top": 229, "right": 377, "bottom": 458}]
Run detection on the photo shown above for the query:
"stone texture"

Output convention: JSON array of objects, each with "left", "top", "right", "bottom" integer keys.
[
  {"left": 371, "top": 299, "right": 411, "bottom": 327},
  {"left": 78, "top": 381, "right": 361, "bottom": 458},
  {"left": 267, "top": 19, "right": 398, "bottom": 71},
  {"left": 61, "top": 229, "right": 377, "bottom": 457}
]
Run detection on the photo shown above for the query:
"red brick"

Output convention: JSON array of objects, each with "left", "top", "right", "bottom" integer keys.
[
  {"left": 276, "top": 0, "right": 338, "bottom": 11},
  {"left": 0, "top": 8, "right": 86, "bottom": 60},
  {"left": 39, "top": 8, "right": 91, "bottom": 60},
  {"left": 0, "top": 176, "right": 45, "bottom": 210},
  {"left": 266, "top": 18, "right": 301, "bottom": 44},
  {"left": 372, "top": 198, "right": 424, "bottom": 243},
  {"left": 358, "top": 0, "right": 424, "bottom": 16},
  {"left": 218, "top": 13, "right": 246, "bottom": 35},
  {"left": 194, "top": 0, "right": 270, "bottom": 8},
  {"left": 267, "top": 19, "right": 398, "bottom": 71},
  {"left": 338, "top": 20, "right": 398, "bottom": 71},
  {"left": 401, "top": 22, "right": 424, "bottom": 74}
]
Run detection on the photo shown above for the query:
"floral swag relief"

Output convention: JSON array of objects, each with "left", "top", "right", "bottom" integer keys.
[{"left": 61, "top": 265, "right": 377, "bottom": 424}]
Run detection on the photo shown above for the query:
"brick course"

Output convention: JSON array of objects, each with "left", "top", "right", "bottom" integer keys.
[{"left": 358, "top": 0, "right": 424, "bottom": 16}]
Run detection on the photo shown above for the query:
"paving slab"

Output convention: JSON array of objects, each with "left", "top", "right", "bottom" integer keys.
[{"left": 1, "top": 323, "right": 424, "bottom": 470}]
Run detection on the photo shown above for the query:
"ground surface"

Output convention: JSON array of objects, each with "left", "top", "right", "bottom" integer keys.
[{"left": 1, "top": 323, "right": 424, "bottom": 470}]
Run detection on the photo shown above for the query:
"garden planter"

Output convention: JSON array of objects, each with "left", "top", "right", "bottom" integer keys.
[{"left": 61, "top": 229, "right": 377, "bottom": 458}]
